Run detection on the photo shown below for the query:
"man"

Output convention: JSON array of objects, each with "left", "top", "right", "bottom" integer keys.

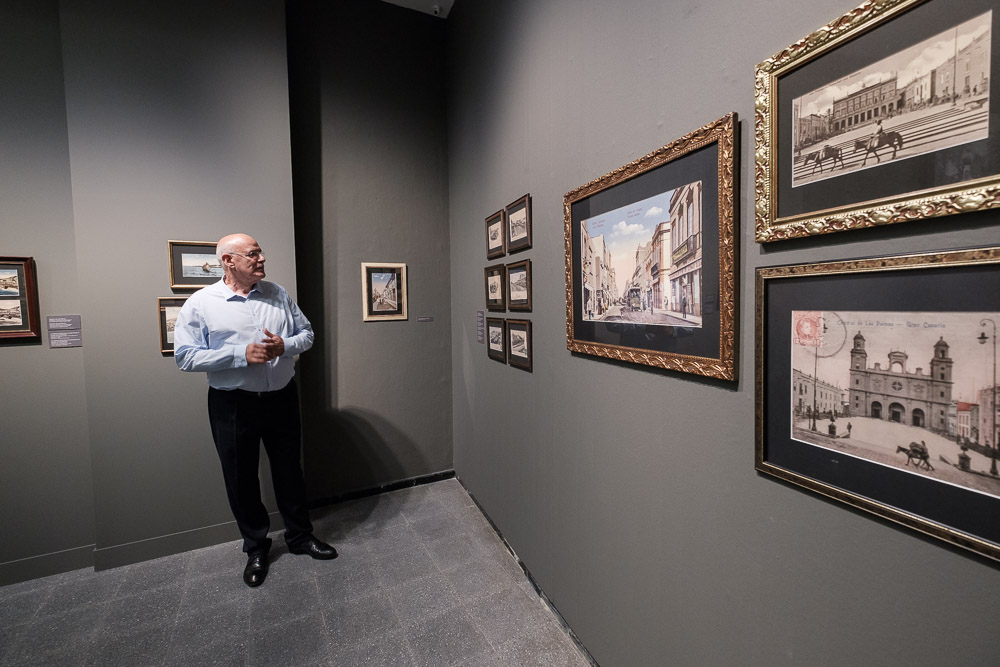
[{"left": 174, "top": 233, "right": 336, "bottom": 587}]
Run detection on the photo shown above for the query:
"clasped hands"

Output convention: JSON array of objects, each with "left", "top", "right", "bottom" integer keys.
[{"left": 245, "top": 328, "right": 285, "bottom": 364}]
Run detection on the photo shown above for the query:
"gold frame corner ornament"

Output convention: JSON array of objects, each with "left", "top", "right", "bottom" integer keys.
[
  {"left": 564, "top": 112, "right": 739, "bottom": 380},
  {"left": 754, "top": 0, "right": 1000, "bottom": 242}
]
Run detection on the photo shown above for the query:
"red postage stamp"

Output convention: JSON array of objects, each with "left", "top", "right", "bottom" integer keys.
[{"left": 793, "top": 311, "right": 822, "bottom": 347}]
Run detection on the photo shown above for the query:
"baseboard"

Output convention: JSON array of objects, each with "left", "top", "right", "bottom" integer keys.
[
  {"left": 0, "top": 544, "right": 95, "bottom": 587},
  {"left": 308, "top": 469, "right": 456, "bottom": 509},
  {"left": 92, "top": 518, "right": 253, "bottom": 571}
]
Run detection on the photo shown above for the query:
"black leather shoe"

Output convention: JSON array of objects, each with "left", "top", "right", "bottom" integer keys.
[
  {"left": 243, "top": 553, "right": 269, "bottom": 587},
  {"left": 288, "top": 537, "right": 338, "bottom": 560}
]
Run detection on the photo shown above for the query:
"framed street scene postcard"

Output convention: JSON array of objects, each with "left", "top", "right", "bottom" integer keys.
[
  {"left": 0, "top": 256, "right": 40, "bottom": 342},
  {"left": 507, "top": 318, "right": 532, "bottom": 371},
  {"left": 756, "top": 246, "right": 1000, "bottom": 562},
  {"left": 485, "top": 209, "right": 506, "bottom": 259},
  {"left": 506, "top": 259, "right": 532, "bottom": 312},
  {"left": 168, "top": 240, "right": 222, "bottom": 289},
  {"left": 486, "top": 317, "right": 506, "bottom": 363},
  {"left": 755, "top": 0, "right": 1000, "bottom": 242},
  {"left": 361, "top": 262, "right": 408, "bottom": 322},
  {"left": 485, "top": 264, "right": 506, "bottom": 312},
  {"left": 505, "top": 194, "right": 532, "bottom": 254},
  {"left": 564, "top": 112, "right": 738, "bottom": 380},
  {"left": 157, "top": 296, "right": 187, "bottom": 354}
]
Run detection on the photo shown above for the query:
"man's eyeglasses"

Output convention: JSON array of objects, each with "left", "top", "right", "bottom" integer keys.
[{"left": 231, "top": 250, "right": 265, "bottom": 260}]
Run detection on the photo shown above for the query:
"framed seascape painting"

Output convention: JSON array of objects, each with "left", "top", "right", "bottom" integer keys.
[
  {"left": 486, "top": 317, "right": 506, "bottom": 363},
  {"left": 157, "top": 297, "right": 187, "bottom": 354},
  {"left": 506, "top": 259, "right": 532, "bottom": 312},
  {"left": 485, "top": 264, "right": 506, "bottom": 312},
  {"left": 168, "top": 240, "right": 222, "bottom": 289},
  {"left": 485, "top": 209, "right": 506, "bottom": 259},
  {"left": 505, "top": 194, "right": 532, "bottom": 254},
  {"left": 361, "top": 262, "right": 408, "bottom": 322},
  {"left": 564, "top": 112, "right": 738, "bottom": 380},
  {"left": 755, "top": 0, "right": 1000, "bottom": 242},
  {"left": 0, "top": 256, "right": 41, "bottom": 342},
  {"left": 507, "top": 319, "right": 532, "bottom": 371},
  {"left": 756, "top": 246, "right": 1000, "bottom": 562}
]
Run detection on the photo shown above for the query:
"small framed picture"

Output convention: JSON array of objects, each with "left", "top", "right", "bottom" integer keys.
[
  {"left": 485, "top": 264, "right": 506, "bottom": 312},
  {"left": 0, "top": 256, "right": 40, "bottom": 342},
  {"left": 485, "top": 209, "right": 506, "bottom": 259},
  {"left": 505, "top": 194, "right": 532, "bottom": 254},
  {"left": 361, "top": 262, "right": 408, "bottom": 322},
  {"left": 486, "top": 317, "right": 506, "bottom": 363},
  {"left": 168, "top": 240, "right": 222, "bottom": 289},
  {"left": 506, "top": 259, "right": 532, "bottom": 312},
  {"left": 157, "top": 297, "right": 188, "bottom": 354},
  {"left": 506, "top": 318, "right": 532, "bottom": 371}
]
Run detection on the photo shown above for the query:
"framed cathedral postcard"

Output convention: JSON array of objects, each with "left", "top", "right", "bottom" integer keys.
[
  {"left": 0, "top": 256, "right": 41, "bottom": 342},
  {"left": 564, "top": 112, "right": 738, "bottom": 380},
  {"left": 756, "top": 245, "right": 1000, "bottom": 562},
  {"left": 755, "top": 0, "right": 1000, "bottom": 242}
]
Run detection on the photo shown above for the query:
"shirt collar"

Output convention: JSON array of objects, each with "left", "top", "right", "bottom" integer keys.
[{"left": 213, "top": 278, "right": 262, "bottom": 301}]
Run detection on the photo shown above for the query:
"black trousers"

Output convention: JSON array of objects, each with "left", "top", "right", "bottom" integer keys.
[{"left": 207, "top": 379, "right": 313, "bottom": 556}]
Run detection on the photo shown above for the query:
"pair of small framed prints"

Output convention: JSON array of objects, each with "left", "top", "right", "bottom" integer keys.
[
  {"left": 486, "top": 317, "right": 532, "bottom": 371},
  {"left": 159, "top": 240, "right": 219, "bottom": 354},
  {"left": 484, "top": 260, "right": 531, "bottom": 312},
  {"left": 485, "top": 194, "right": 532, "bottom": 259}
]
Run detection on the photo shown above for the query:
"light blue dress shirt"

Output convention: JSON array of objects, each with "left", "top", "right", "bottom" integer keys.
[{"left": 174, "top": 279, "right": 314, "bottom": 392}]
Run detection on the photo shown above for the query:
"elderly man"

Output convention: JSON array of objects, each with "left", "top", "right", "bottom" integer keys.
[{"left": 174, "top": 233, "right": 335, "bottom": 587}]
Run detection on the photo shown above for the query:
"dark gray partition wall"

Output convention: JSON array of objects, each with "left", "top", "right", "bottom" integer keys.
[
  {"left": 447, "top": 1, "right": 1000, "bottom": 665},
  {"left": 287, "top": 0, "right": 453, "bottom": 502},
  {"left": 0, "top": 0, "right": 95, "bottom": 583}
]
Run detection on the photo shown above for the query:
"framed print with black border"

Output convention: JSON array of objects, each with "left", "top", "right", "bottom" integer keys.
[
  {"left": 506, "top": 259, "right": 532, "bottom": 312},
  {"left": 361, "top": 262, "right": 408, "bottom": 322},
  {"left": 486, "top": 317, "right": 506, "bottom": 363},
  {"left": 0, "top": 256, "right": 40, "bottom": 342},
  {"left": 756, "top": 245, "right": 1000, "bottom": 562},
  {"left": 755, "top": 0, "right": 1000, "bottom": 242},
  {"left": 157, "top": 296, "right": 187, "bottom": 354},
  {"left": 485, "top": 264, "right": 506, "bottom": 312},
  {"left": 505, "top": 194, "right": 532, "bottom": 254},
  {"left": 168, "top": 240, "right": 221, "bottom": 289},
  {"left": 507, "top": 318, "right": 532, "bottom": 371},
  {"left": 564, "top": 112, "right": 738, "bottom": 380},
  {"left": 486, "top": 209, "right": 506, "bottom": 259}
]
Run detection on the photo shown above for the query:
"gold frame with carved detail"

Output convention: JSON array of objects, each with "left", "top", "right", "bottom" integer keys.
[
  {"left": 564, "top": 112, "right": 738, "bottom": 380},
  {"left": 755, "top": 0, "right": 1000, "bottom": 242},
  {"left": 756, "top": 246, "right": 1000, "bottom": 563}
]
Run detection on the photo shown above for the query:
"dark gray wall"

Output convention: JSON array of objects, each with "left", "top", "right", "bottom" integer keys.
[
  {"left": 447, "top": 1, "right": 1000, "bottom": 665},
  {"left": 0, "top": 0, "right": 95, "bottom": 584},
  {"left": 288, "top": 0, "right": 453, "bottom": 501}
]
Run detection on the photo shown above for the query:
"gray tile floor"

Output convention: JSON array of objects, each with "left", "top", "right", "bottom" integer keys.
[{"left": 0, "top": 479, "right": 591, "bottom": 666}]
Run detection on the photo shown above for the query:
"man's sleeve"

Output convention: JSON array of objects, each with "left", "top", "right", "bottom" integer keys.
[
  {"left": 173, "top": 299, "right": 248, "bottom": 372},
  {"left": 282, "top": 293, "right": 314, "bottom": 357}
]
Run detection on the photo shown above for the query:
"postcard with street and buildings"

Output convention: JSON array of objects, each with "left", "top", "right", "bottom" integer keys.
[
  {"left": 371, "top": 272, "right": 398, "bottom": 312},
  {"left": 792, "top": 12, "right": 991, "bottom": 186},
  {"left": 791, "top": 310, "right": 1000, "bottom": 499},
  {"left": 580, "top": 181, "right": 703, "bottom": 328},
  {"left": 0, "top": 270, "right": 19, "bottom": 296}
]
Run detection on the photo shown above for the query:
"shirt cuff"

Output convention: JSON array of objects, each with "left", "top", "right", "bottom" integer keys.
[{"left": 235, "top": 346, "right": 249, "bottom": 368}]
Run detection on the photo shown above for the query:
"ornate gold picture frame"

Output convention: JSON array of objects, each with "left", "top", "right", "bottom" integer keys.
[
  {"left": 754, "top": 0, "right": 1000, "bottom": 242},
  {"left": 756, "top": 246, "right": 1000, "bottom": 562},
  {"left": 564, "top": 112, "right": 738, "bottom": 380}
]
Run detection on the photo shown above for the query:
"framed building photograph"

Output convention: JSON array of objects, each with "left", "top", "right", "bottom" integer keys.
[
  {"left": 507, "top": 318, "right": 532, "bottom": 371},
  {"left": 485, "top": 264, "right": 506, "bottom": 312},
  {"left": 755, "top": 0, "right": 1000, "bottom": 242},
  {"left": 486, "top": 317, "right": 506, "bottom": 363},
  {"left": 564, "top": 112, "right": 738, "bottom": 380},
  {"left": 485, "top": 209, "right": 506, "bottom": 259},
  {"left": 168, "top": 240, "right": 222, "bottom": 289},
  {"left": 505, "top": 194, "right": 532, "bottom": 254},
  {"left": 0, "top": 256, "right": 40, "bottom": 342},
  {"left": 506, "top": 259, "right": 532, "bottom": 312},
  {"left": 361, "top": 262, "right": 408, "bottom": 322},
  {"left": 756, "top": 246, "right": 1000, "bottom": 563},
  {"left": 157, "top": 296, "right": 187, "bottom": 354}
]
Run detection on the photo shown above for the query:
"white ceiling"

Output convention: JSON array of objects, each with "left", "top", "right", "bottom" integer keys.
[{"left": 381, "top": 0, "right": 455, "bottom": 19}]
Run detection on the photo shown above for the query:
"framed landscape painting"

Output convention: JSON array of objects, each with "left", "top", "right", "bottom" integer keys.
[
  {"left": 755, "top": 0, "right": 1000, "bottom": 241},
  {"left": 756, "top": 246, "right": 1000, "bottom": 562},
  {"left": 168, "top": 240, "right": 222, "bottom": 289},
  {"left": 0, "top": 256, "right": 40, "bottom": 342},
  {"left": 564, "top": 112, "right": 738, "bottom": 380},
  {"left": 361, "top": 262, "right": 408, "bottom": 322}
]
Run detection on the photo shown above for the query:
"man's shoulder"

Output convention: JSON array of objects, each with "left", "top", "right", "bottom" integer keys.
[{"left": 255, "top": 280, "right": 291, "bottom": 299}]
